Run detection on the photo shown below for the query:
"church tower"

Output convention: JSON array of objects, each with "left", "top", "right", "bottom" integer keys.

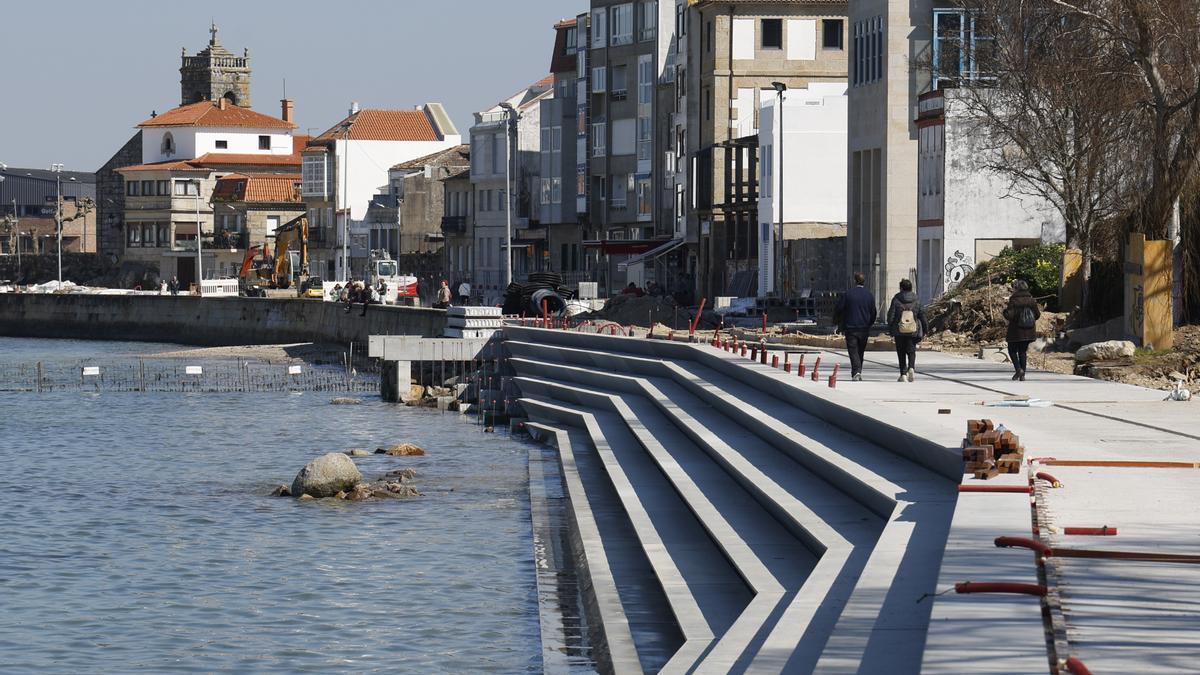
[{"left": 180, "top": 23, "right": 252, "bottom": 108}]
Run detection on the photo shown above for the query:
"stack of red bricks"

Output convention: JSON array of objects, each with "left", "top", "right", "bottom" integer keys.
[{"left": 962, "top": 419, "right": 1025, "bottom": 480}]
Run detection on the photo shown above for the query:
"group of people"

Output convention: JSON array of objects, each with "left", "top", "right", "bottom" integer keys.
[
  {"left": 334, "top": 281, "right": 385, "bottom": 317},
  {"left": 834, "top": 272, "right": 1039, "bottom": 382}
]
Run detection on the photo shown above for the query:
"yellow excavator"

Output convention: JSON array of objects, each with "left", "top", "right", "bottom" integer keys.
[{"left": 239, "top": 214, "right": 309, "bottom": 296}]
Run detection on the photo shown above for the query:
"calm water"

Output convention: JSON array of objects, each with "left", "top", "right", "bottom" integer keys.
[{"left": 0, "top": 338, "right": 541, "bottom": 673}]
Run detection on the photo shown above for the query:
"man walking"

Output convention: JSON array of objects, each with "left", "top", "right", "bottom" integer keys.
[{"left": 834, "top": 272, "right": 877, "bottom": 381}]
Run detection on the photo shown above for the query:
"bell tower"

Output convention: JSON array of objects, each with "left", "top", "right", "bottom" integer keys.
[{"left": 179, "top": 23, "right": 252, "bottom": 107}]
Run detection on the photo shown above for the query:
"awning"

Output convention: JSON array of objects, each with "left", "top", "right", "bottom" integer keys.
[
  {"left": 583, "top": 238, "right": 665, "bottom": 255},
  {"left": 618, "top": 237, "right": 684, "bottom": 271}
]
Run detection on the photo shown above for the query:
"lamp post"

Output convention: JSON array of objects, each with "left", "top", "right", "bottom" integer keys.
[
  {"left": 498, "top": 101, "right": 518, "bottom": 287},
  {"left": 51, "top": 164, "right": 64, "bottom": 284},
  {"left": 195, "top": 179, "right": 203, "bottom": 296},
  {"left": 771, "top": 82, "right": 787, "bottom": 299}
]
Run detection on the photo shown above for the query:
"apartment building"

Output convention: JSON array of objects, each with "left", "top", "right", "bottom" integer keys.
[{"left": 685, "top": 0, "right": 850, "bottom": 299}]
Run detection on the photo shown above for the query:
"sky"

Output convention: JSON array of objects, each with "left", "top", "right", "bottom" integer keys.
[{"left": 0, "top": 0, "right": 586, "bottom": 172}]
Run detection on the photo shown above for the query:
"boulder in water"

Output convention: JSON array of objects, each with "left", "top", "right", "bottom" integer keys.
[
  {"left": 331, "top": 397, "right": 362, "bottom": 406},
  {"left": 291, "top": 452, "right": 363, "bottom": 498},
  {"left": 270, "top": 484, "right": 292, "bottom": 497},
  {"left": 344, "top": 448, "right": 371, "bottom": 457},
  {"left": 375, "top": 443, "right": 426, "bottom": 457}
]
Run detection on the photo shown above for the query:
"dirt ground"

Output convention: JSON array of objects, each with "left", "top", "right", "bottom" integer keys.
[{"left": 147, "top": 343, "right": 351, "bottom": 366}]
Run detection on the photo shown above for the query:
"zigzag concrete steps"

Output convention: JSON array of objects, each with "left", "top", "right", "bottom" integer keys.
[
  {"left": 506, "top": 338, "right": 911, "bottom": 518},
  {"left": 518, "top": 377, "right": 814, "bottom": 669},
  {"left": 520, "top": 398, "right": 728, "bottom": 672},
  {"left": 524, "top": 422, "right": 641, "bottom": 673},
  {"left": 504, "top": 327, "right": 961, "bottom": 481},
  {"left": 513, "top": 363, "right": 897, "bottom": 671}
]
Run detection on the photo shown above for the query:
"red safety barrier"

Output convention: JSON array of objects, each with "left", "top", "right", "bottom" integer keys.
[
  {"left": 811, "top": 356, "right": 822, "bottom": 381},
  {"left": 1065, "top": 657, "right": 1092, "bottom": 675},
  {"left": 1062, "top": 526, "right": 1118, "bottom": 536},
  {"left": 772, "top": 355, "right": 780, "bottom": 369},
  {"left": 1034, "top": 471, "right": 1063, "bottom": 488},
  {"left": 690, "top": 298, "right": 707, "bottom": 337},
  {"left": 741, "top": 344, "right": 748, "bottom": 357},
  {"left": 954, "top": 582, "right": 1047, "bottom": 597},
  {"left": 542, "top": 299, "right": 549, "bottom": 329},
  {"left": 762, "top": 313, "right": 767, "bottom": 332},
  {"left": 759, "top": 344, "right": 767, "bottom": 364},
  {"left": 958, "top": 484, "right": 1033, "bottom": 494},
  {"left": 994, "top": 536, "right": 1052, "bottom": 556},
  {"left": 797, "top": 354, "right": 806, "bottom": 377},
  {"left": 828, "top": 363, "right": 840, "bottom": 388}
]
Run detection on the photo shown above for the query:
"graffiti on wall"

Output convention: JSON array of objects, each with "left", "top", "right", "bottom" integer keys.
[{"left": 944, "top": 250, "right": 975, "bottom": 291}]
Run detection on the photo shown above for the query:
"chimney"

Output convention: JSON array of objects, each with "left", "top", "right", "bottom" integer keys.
[
  {"left": 349, "top": 101, "right": 360, "bottom": 116},
  {"left": 281, "top": 98, "right": 294, "bottom": 124},
  {"left": 219, "top": 97, "right": 228, "bottom": 110}
]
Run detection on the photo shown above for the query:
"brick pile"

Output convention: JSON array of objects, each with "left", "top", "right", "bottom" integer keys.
[{"left": 962, "top": 419, "right": 1026, "bottom": 480}]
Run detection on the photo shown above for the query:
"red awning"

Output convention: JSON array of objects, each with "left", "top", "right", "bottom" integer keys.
[{"left": 582, "top": 238, "right": 670, "bottom": 255}]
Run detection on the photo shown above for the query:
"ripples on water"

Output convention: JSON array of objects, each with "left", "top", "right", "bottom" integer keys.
[{"left": 0, "top": 339, "right": 541, "bottom": 673}]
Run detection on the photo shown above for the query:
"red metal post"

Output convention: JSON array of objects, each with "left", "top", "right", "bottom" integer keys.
[
  {"left": 828, "top": 363, "right": 840, "bottom": 388},
  {"left": 811, "top": 356, "right": 822, "bottom": 381},
  {"left": 797, "top": 354, "right": 806, "bottom": 377}
]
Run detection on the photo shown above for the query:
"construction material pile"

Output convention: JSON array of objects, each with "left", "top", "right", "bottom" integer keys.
[
  {"left": 577, "top": 293, "right": 709, "bottom": 330},
  {"left": 962, "top": 419, "right": 1026, "bottom": 480},
  {"left": 502, "top": 272, "right": 576, "bottom": 316},
  {"left": 926, "top": 285, "right": 1013, "bottom": 341}
]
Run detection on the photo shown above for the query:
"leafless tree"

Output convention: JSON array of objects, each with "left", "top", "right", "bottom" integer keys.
[{"left": 947, "top": 0, "right": 1137, "bottom": 310}]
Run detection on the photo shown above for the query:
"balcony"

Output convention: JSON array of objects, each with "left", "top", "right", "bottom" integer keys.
[{"left": 441, "top": 215, "right": 468, "bottom": 234}]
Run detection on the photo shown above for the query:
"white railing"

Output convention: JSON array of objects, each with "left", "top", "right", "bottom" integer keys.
[{"left": 200, "top": 278, "right": 239, "bottom": 297}]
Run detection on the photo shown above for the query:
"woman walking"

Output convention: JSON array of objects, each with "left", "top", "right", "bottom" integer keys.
[
  {"left": 886, "top": 279, "right": 927, "bottom": 382},
  {"left": 1003, "top": 279, "right": 1041, "bottom": 381}
]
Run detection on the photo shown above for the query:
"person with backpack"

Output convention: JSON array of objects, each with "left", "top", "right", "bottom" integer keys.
[
  {"left": 833, "top": 272, "right": 878, "bottom": 381},
  {"left": 1003, "top": 279, "right": 1041, "bottom": 381},
  {"left": 886, "top": 279, "right": 927, "bottom": 382}
]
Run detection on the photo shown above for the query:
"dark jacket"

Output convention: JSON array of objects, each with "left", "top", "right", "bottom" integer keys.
[
  {"left": 835, "top": 285, "right": 878, "bottom": 331},
  {"left": 887, "top": 291, "right": 927, "bottom": 340},
  {"left": 1003, "top": 290, "right": 1041, "bottom": 343}
]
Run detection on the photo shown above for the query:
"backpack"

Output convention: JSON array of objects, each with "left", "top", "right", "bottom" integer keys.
[
  {"left": 1017, "top": 305, "right": 1037, "bottom": 330},
  {"left": 897, "top": 303, "right": 919, "bottom": 335}
]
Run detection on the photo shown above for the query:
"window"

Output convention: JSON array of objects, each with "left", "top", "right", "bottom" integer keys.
[
  {"left": 302, "top": 154, "right": 327, "bottom": 198},
  {"left": 215, "top": 140, "right": 228, "bottom": 149},
  {"left": 639, "top": 1, "right": 656, "bottom": 41},
  {"left": 161, "top": 132, "right": 175, "bottom": 156},
  {"left": 593, "top": 66, "right": 607, "bottom": 93},
  {"left": 823, "top": 19, "right": 844, "bottom": 49},
  {"left": 541, "top": 178, "right": 551, "bottom": 207},
  {"left": 157, "top": 180, "right": 169, "bottom": 196},
  {"left": 611, "top": 65, "right": 628, "bottom": 98},
  {"left": 638, "top": 54, "right": 653, "bottom": 105},
  {"left": 493, "top": 133, "right": 506, "bottom": 174},
  {"left": 174, "top": 180, "right": 199, "bottom": 196},
  {"left": 612, "top": 174, "right": 628, "bottom": 208},
  {"left": 551, "top": 177, "right": 561, "bottom": 204},
  {"left": 127, "top": 181, "right": 139, "bottom": 196},
  {"left": 157, "top": 223, "right": 170, "bottom": 246},
  {"left": 762, "top": 19, "right": 783, "bottom": 49},
  {"left": 565, "top": 26, "right": 578, "bottom": 55},
  {"left": 127, "top": 224, "right": 141, "bottom": 246},
  {"left": 592, "top": 120, "right": 607, "bottom": 157},
  {"left": 933, "top": 9, "right": 994, "bottom": 89},
  {"left": 551, "top": 126, "right": 562, "bottom": 153},
  {"left": 592, "top": 7, "right": 607, "bottom": 48},
  {"left": 141, "top": 180, "right": 153, "bottom": 196},
  {"left": 611, "top": 3, "right": 633, "bottom": 46},
  {"left": 707, "top": 20, "right": 713, "bottom": 52},
  {"left": 636, "top": 175, "right": 652, "bottom": 218},
  {"left": 258, "top": 135, "right": 271, "bottom": 150},
  {"left": 853, "top": 17, "right": 885, "bottom": 86}
]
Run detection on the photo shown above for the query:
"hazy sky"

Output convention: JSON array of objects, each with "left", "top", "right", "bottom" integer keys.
[{"left": 0, "top": 0, "right": 586, "bottom": 172}]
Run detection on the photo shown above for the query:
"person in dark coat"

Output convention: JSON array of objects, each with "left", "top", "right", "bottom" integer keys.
[
  {"left": 834, "top": 272, "right": 878, "bottom": 381},
  {"left": 1002, "top": 279, "right": 1041, "bottom": 381},
  {"left": 886, "top": 279, "right": 928, "bottom": 382}
]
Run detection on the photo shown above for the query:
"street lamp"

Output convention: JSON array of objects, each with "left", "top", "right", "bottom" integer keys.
[
  {"left": 498, "top": 101, "right": 518, "bottom": 287},
  {"left": 195, "top": 179, "right": 204, "bottom": 296},
  {"left": 771, "top": 82, "right": 787, "bottom": 299}
]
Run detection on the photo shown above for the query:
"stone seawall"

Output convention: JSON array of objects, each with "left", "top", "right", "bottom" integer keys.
[{"left": 0, "top": 294, "right": 446, "bottom": 346}]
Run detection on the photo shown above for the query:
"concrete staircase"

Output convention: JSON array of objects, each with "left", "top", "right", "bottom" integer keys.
[{"left": 506, "top": 326, "right": 959, "bottom": 674}]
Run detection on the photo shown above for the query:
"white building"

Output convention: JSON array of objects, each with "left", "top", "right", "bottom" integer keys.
[
  {"left": 758, "top": 83, "right": 849, "bottom": 297},
  {"left": 915, "top": 89, "right": 1064, "bottom": 302},
  {"left": 470, "top": 79, "right": 552, "bottom": 305},
  {"left": 301, "top": 103, "right": 461, "bottom": 280}
]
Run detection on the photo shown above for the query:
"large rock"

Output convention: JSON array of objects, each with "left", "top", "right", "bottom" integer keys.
[
  {"left": 375, "top": 443, "right": 426, "bottom": 457},
  {"left": 1075, "top": 340, "right": 1136, "bottom": 363},
  {"left": 291, "top": 453, "right": 363, "bottom": 498}
]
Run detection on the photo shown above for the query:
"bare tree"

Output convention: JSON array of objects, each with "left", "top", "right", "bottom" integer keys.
[{"left": 947, "top": 0, "right": 1136, "bottom": 310}]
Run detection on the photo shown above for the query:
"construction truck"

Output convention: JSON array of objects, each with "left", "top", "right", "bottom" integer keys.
[
  {"left": 366, "top": 249, "right": 419, "bottom": 305},
  {"left": 238, "top": 214, "right": 309, "bottom": 297}
]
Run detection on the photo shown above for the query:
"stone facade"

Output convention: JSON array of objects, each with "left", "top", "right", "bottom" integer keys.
[
  {"left": 180, "top": 24, "right": 252, "bottom": 108},
  {"left": 95, "top": 132, "right": 143, "bottom": 262}
]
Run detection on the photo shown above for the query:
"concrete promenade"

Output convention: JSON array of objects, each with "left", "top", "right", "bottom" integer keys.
[
  {"left": 503, "top": 326, "right": 1200, "bottom": 673},
  {"left": 0, "top": 293, "right": 446, "bottom": 346}
]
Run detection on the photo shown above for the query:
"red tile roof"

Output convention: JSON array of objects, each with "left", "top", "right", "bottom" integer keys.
[
  {"left": 212, "top": 173, "right": 302, "bottom": 203},
  {"left": 139, "top": 100, "right": 296, "bottom": 129},
  {"left": 116, "top": 159, "right": 210, "bottom": 173},
  {"left": 390, "top": 144, "right": 470, "bottom": 171},
  {"left": 313, "top": 109, "right": 439, "bottom": 142}
]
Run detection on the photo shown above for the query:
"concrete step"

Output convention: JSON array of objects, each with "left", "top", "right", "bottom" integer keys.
[{"left": 519, "top": 397, "right": 726, "bottom": 672}]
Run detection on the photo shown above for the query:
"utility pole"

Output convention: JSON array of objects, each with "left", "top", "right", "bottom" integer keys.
[
  {"left": 498, "top": 102, "right": 517, "bottom": 287},
  {"left": 195, "top": 180, "right": 203, "bottom": 295}
]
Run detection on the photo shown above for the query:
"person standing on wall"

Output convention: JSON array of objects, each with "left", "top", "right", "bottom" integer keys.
[
  {"left": 434, "top": 280, "right": 452, "bottom": 309},
  {"left": 834, "top": 272, "right": 877, "bottom": 382},
  {"left": 1003, "top": 279, "right": 1040, "bottom": 381},
  {"left": 886, "top": 279, "right": 928, "bottom": 382}
]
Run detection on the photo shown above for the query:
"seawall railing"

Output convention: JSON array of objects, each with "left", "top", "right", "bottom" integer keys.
[{"left": 0, "top": 358, "right": 376, "bottom": 393}]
